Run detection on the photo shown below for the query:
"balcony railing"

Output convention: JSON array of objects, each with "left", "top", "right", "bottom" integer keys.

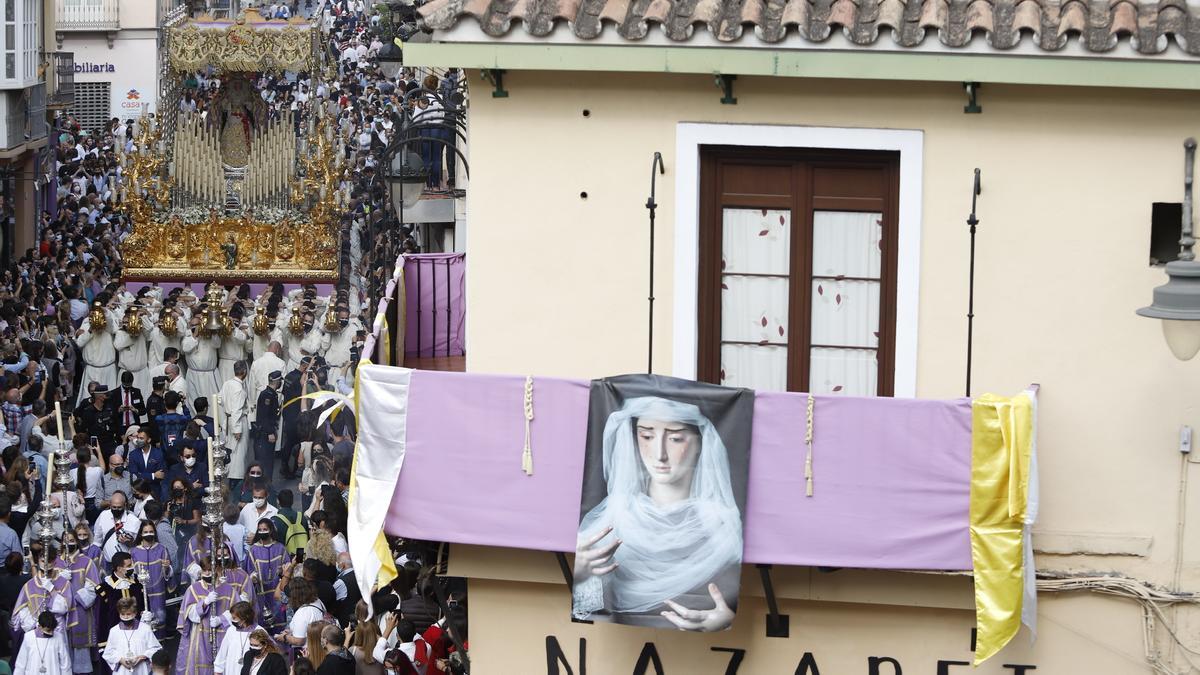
[
  {"left": 55, "top": 0, "right": 120, "bottom": 31},
  {"left": 3, "top": 83, "right": 47, "bottom": 151},
  {"left": 48, "top": 52, "right": 74, "bottom": 108}
]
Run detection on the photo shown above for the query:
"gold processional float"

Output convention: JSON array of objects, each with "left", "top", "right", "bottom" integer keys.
[{"left": 120, "top": 7, "right": 343, "bottom": 281}]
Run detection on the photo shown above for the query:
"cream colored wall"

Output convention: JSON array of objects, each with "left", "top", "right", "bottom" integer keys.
[
  {"left": 119, "top": 0, "right": 158, "bottom": 30},
  {"left": 460, "top": 71, "right": 1200, "bottom": 672}
]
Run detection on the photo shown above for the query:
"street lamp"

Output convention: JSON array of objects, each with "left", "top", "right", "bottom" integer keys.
[
  {"left": 388, "top": 148, "right": 427, "bottom": 211},
  {"left": 1138, "top": 138, "right": 1200, "bottom": 360},
  {"left": 376, "top": 1, "right": 408, "bottom": 79}
]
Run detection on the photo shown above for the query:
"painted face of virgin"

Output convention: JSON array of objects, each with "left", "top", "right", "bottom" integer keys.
[{"left": 635, "top": 419, "right": 701, "bottom": 490}]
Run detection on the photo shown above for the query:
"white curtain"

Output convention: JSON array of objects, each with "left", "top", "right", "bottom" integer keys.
[
  {"left": 720, "top": 208, "right": 790, "bottom": 392},
  {"left": 717, "top": 209, "right": 885, "bottom": 396},
  {"left": 808, "top": 211, "right": 883, "bottom": 396}
]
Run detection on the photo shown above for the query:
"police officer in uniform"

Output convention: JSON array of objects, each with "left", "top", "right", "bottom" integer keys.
[{"left": 253, "top": 371, "right": 283, "bottom": 481}]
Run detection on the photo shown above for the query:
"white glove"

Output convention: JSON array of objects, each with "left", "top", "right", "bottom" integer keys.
[
  {"left": 141, "top": 611, "right": 154, "bottom": 623},
  {"left": 203, "top": 591, "right": 218, "bottom": 606},
  {"left": 209, "top": 615, "right": 222, "bottom": 628}
]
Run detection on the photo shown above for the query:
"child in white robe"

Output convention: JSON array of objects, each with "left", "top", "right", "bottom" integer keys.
[
  {"left": 14, "top": 611, "right": 72, "bottom": 674},
  {"left": 102, "top": 597, "right": 162, "bottom": 675}
]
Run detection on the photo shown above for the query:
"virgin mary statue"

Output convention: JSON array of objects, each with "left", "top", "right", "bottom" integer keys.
[
  {"left": 214, "top": 77, "right": 263, "bottom": 167},
  {"left": 572, "top": 396, "right": 743, "bottom": 630}
]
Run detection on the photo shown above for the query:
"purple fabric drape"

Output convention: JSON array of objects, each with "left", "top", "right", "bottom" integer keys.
[
  {"left": 403, "top": 253, "right": 465, "bottom": 358},
  {"left": 383, "top": 370, "right": 973, "bottom": 571}
]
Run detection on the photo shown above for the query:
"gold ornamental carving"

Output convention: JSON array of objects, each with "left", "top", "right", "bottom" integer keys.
[
  {"left": 169, "top": 9, "right": 316, "bottom": 73},
  {"left": 120, "top": 111, "right": 340, "bottom": 282}
]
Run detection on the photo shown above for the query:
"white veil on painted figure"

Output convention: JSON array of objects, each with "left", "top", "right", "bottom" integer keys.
[{"left": 573, "top": 396, "right": 743, "bottom": 618}]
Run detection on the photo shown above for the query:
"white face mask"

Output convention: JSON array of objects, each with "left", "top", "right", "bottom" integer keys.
[
  {"left": 184, "top": 457, "right": 196, "bottom": 468},
  {"left": 253, "top": 498, "right": 266, "bottom": 509}
]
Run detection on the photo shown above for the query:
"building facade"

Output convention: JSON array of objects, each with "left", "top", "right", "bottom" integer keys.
[
  {"left": 56, "top": 0, "right": 172, "bottom": 130},
  {"left": 403, "top": 1, "right": 1200, "bottom": 673}
]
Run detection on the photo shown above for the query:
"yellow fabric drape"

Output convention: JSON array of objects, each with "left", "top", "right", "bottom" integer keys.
[
  {"left": 380, "top": 315, "right": 391, "bottom": 367},
  {"left": 971, "top": 392, "right": 1034, "bottom": 664},
  {"left": 346, "top": 358, "right": 398, "bottom": 593}
]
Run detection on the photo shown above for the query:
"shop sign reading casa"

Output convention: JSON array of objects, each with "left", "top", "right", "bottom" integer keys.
[{"left": 544, "top": 637, "right": 1038, "bottom": 674}]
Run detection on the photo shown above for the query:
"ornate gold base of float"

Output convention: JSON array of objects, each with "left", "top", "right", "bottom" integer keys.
[
  {"left": 123, "top": 267, "right": 339, "bottom": 282},
  {"left": 122, "top": 212, "right": 339, "bottom": 282}
]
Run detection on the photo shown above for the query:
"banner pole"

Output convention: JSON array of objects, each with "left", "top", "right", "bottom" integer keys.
[{"left": 646, "top": 152, "right": 665, "bottom": 374}]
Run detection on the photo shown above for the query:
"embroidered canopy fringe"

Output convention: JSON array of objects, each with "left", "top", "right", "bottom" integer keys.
[{"left": 970, "top": 391, "right": 1035, "bottom": 664}]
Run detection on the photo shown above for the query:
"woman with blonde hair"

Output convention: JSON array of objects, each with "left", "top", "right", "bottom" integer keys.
[
  {"left": 303, "top": 620, "right": 330, "bottom": 666},
  {"left": 348, "top": 600, "right": 384, "bottom": 675}
]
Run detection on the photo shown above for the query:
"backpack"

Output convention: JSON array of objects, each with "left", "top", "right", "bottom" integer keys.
[
  {"left": 275, "top": 510, "right": 309, "bottom": 556},
  {"left": 301, "top": 602, "right": 337, "bottom": 627}
]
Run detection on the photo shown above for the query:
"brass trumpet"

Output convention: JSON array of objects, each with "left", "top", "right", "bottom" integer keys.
[
  {"left": 121, "top": 308, "right": 144, "bottom": 335},
  {"left": 252, "top": 306, "right": 270, "bottom": 336},
  {"left": 88, "top": 302, "right": 108, "bottom": 332},
  {"left": 158, "top": 311, "right": 178, "bottom": 337},
  {"left": 323, "top": 307, "right": 341, "bottom": 334}
]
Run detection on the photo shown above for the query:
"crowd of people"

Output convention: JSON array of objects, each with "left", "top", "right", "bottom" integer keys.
[{"left": 0, "top": 0, "right": 470, "bottom": 673}]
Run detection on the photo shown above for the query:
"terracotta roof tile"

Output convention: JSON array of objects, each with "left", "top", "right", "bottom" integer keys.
[{"left": 419, "top": 0, "right": 1200, "bottom": 55}]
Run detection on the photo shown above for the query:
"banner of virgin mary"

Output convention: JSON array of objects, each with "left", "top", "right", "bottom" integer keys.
[{"left": 572, "top": 374, "right": 753, "bottom": 630}]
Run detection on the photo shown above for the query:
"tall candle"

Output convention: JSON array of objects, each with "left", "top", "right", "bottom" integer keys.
[
  {"left": 214, "top": 393, "right": 221, "bottom": 446},
  {"left": 207, "top": 436, "right": 215, "bottom": 485},
  {"left": 54, "top": 402, "right": 65, "bottom": 458}
]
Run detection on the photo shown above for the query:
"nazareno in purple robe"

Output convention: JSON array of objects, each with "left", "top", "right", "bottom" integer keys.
[
  {"left": 132, "top": 543, "right": 173, "bottom": 625},
  {"left": 244, "top": 542, "right": 286, "bottom": 631},
  {"left": 174, "top": 577, "right": 239, "bottom": 675}
]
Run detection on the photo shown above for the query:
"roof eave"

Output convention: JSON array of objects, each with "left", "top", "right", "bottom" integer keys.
[{"left": 404, "top": 38, "right": 1200, "bottom": 91}]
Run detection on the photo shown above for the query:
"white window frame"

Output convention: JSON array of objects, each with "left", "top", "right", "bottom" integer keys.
[{"left": 672, "top": 122, "right": 924, "bottom": 398}]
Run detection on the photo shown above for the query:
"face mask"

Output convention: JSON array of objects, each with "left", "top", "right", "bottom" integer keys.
[
  {"left": 256, "top": 532, "right": 270, "bottom": 542},
  {"left": 172, "top": 487, "right": 184, "bottom": 498},
  {"left": 143, "top": 535, "right": 155, "bottom": 543},
  {"left": 112, "top": 508, "right": 124, "bottom": 518},
  {"left": 120, "top": 616, "right": 136, "bottom": 626},
  {"left": 65, "top": 543, "right": 77, "bottom": 552},
  {"left": 113, "top": 466, "right": 124, "bottom": 475},
  {"left": 253, "top": 498, "right": 265, "bottom": 508},
  {"left": 201, "top": 574, "right": 212, "bottom": 583},
  {"left": 133, "top": 439, "right": 145, "bottom": 449},
  {"left": 184, "top": 457, "right": 196, "bottom": 468},
  {"left": 246, "top": 648, "right": 262, "bottom": 659},
  {"left": 77, "top": 536, "right": 89, "bottom": 545}
]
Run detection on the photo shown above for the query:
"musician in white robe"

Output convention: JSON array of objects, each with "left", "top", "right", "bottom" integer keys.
[
  {"left": 76, "top": 303, "right": 120, "bottom": 406},
  {"left": 218, "top": 318, "right": 250, "bottom": 383},
  {"left": 102, "top": 597, "right": 161, "bottom": 675},
  {"left": 182, "top": 320, "right": 223, "bottom": 405},
  {"left": 322, "top": 305, "right": 363, "bottom": 375},
  {"left": 115, "top": 307, "right": 153, "bottom": 397},
  {"left": 15, "top": 612, "right": 72, "bottom": 675},
  {"left": 219, "top": 360, "right": 251, "bottom": 484},
  {"left": 249, "top": 312, "right": 283, "bottom": 361},
  {"left": 149, "top": 307, "right": 187, "bottom": 370}
]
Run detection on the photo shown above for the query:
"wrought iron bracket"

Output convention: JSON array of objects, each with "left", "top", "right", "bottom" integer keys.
[
  {"left": 716, "top": 73, "right": 738, "bottom": 105},
  {"left": 963, "top": 82, "right": 982, "bottom": 113},
  {"left": 483, "top": 69, "right": 509, "bottom": 98},
  {"left": 757, "top": 564, "right": 790, "bottom": 637},
  {"left": 555, "top": 552, "right": 593, "bottom": 624}
]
